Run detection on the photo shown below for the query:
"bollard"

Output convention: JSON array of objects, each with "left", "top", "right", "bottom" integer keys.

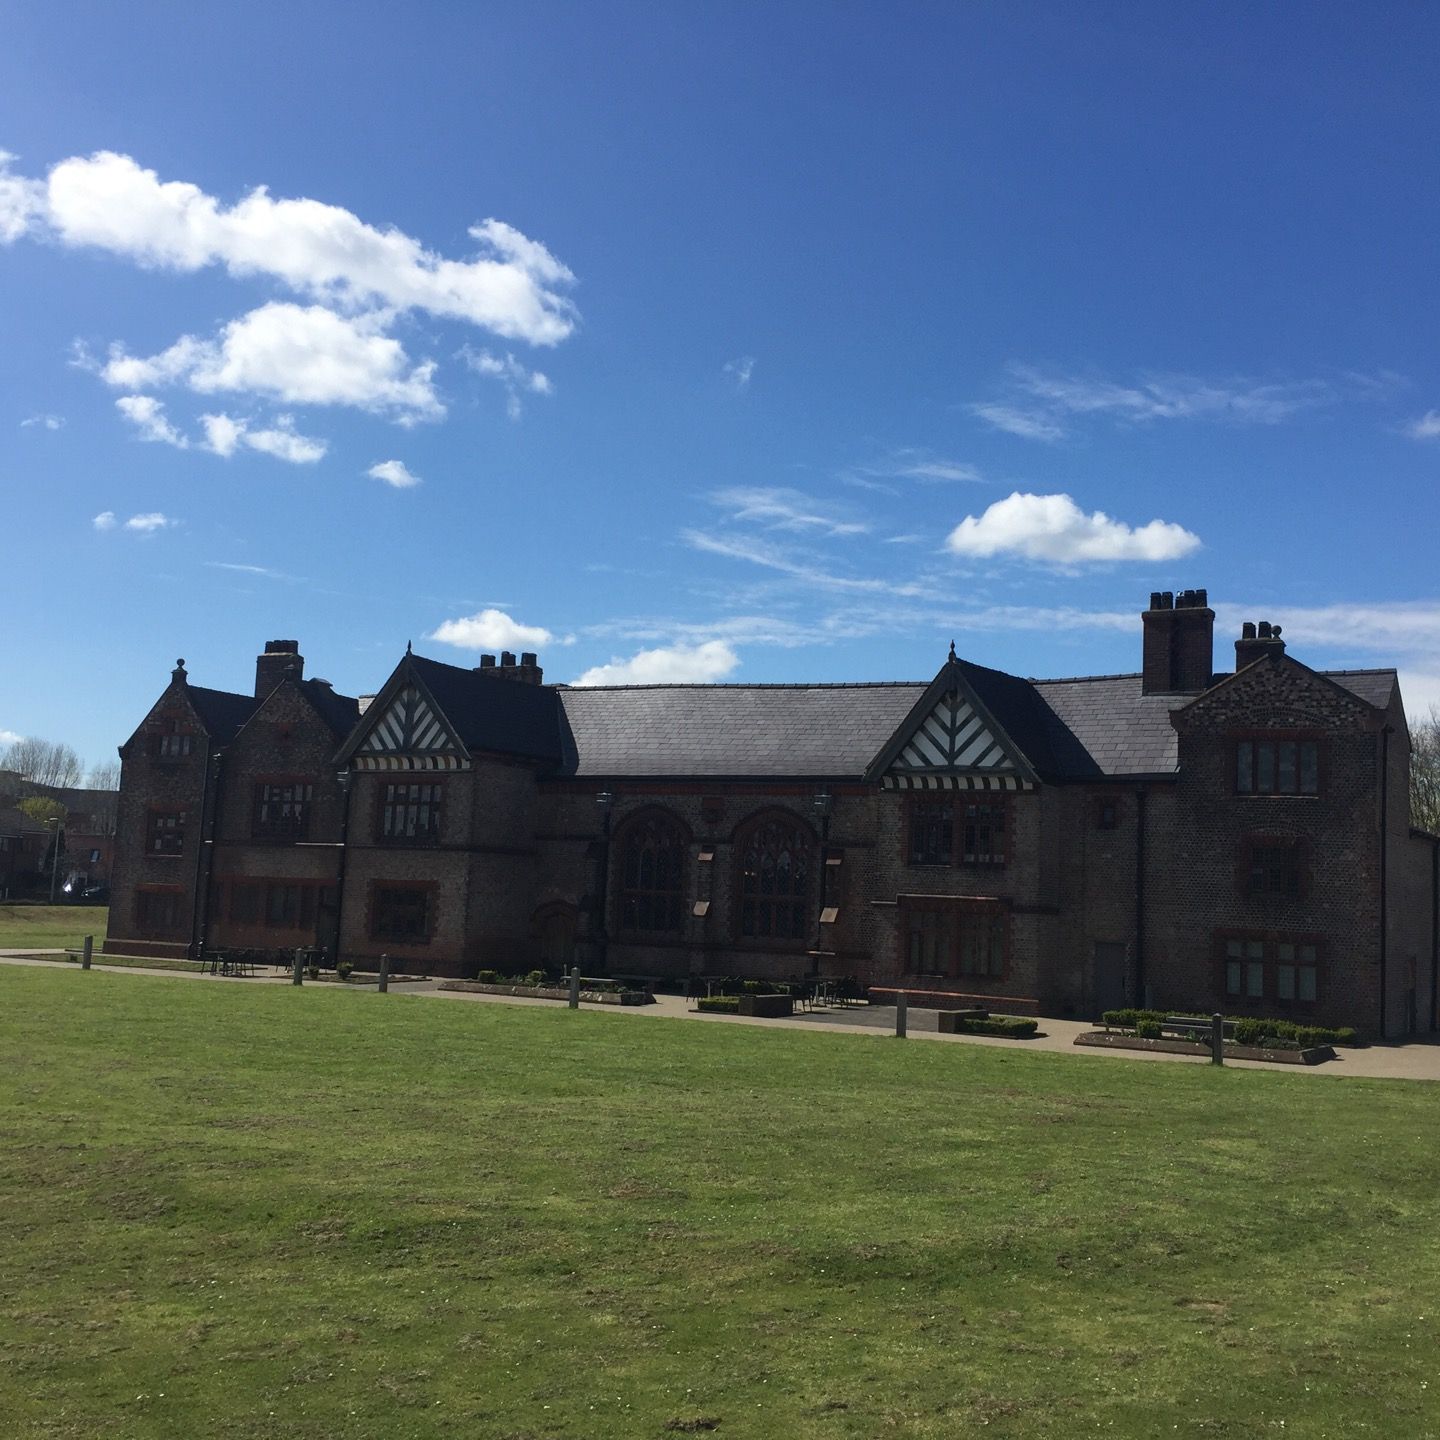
[
  {"left": 896, "top": 991, "right": 908, "bottom": 1039},
  {"left": 378, "top": 953, "right": 390, "bottom": 994},
  {"left": 81, "top": 935, "right": 93, "bottom": 971},
  {"left": 568, "top": 966, "right": 581, "bottom": 1009},
  {"left": 1211, "top": 1011, "right": 1224, "bottom": 1066},
  {"left": 292, "top": 948, "right": 304, "bottom": 986}
]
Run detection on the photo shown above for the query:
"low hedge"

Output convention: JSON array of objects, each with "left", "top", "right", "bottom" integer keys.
[
  {"left": 697, "top": 995, "right": 740, "bottom": 1013},
  {"left": 950, "top": 1015, "right": 1038, "bottom": 1038},
  {"left": 1101, "top": 1009, "right": 1359, "bottom": 1048}
]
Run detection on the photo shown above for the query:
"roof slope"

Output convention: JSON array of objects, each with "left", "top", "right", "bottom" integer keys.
[
  {"left": 298, "top": 679, "right": 362, "bottom": 737},
  {"left": 555, "top": 683, "right": 924, "bottom": 778},
  {"left": 407, "top": 654, "right": 564, "bottom": 763},
  {"left": 187, "top": 685, "right": 260, "bottom": 743}
]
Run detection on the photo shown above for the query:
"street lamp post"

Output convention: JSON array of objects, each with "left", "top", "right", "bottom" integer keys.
[{"left": 46, "top": 816, "right": 62, "bottom": 905}]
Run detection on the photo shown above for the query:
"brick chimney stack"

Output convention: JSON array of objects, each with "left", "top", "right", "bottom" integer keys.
[
  {"left": 1235, "top": 620, "right": 1286, "bottom": 671},
  {"left": 255, "top": 639, "right": 303, "bottom": 698},
  {"left": 1141, "top": 588, "right": 1214, "bottom": 694},
  {"left": 474, "top": 650, "right": 544, "bottom": 684}
]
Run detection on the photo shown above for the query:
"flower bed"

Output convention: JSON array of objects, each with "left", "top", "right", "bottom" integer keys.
[
  {"left": 1076, "top": 1031, "right": 1336, "bottom": 1065},
  {"left": 438, "top": 978, "right": 655, "bottom": 1006},
  {"left": 937, "top": 1013, "right": 1038, "bottom": 1038}
]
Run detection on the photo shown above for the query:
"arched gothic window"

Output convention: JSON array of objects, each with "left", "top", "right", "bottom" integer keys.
[
  {"left": 737, "top": 813, "right": 813, "bottom": 942},
  {"left": 618, "top": 813, "right": 686, "bottom": 934}
]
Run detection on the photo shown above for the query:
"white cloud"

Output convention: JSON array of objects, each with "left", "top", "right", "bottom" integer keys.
[
  {"left": 368, "top": 459, "right": 421, "bottom": 489},
  {"left": 116, "top": 394, "right": 188, "bottom": 447},
  {"left": 460, "top": 346, "right": 553, "bottom": 419},
  {"left": 683, "top": 528, "right": 938, "bottom": 599},
  {"left": 123, "top": 512, "right": 177, "bottom": 533},
  {"left": 865, "top": 449, "right": 985, "bottom": 483},
  {"left": 0, "top": 151, "right": 43, "bottom": 243},
  {"left": 95, "top": 509, "right": 177, "bottom": 534},
  {"left": 428, "top": 608, "right": 553, "bottom": 650},
  {"left": 573, "top": 640, "right": 740, "bottom": 686},
  {"left": 199, "top": 412, "right": 327, "bottom": 463},
  {"left": 206, "top": 561, "right": 284, "bottom": 578},
  {"left": 710, "top": 486, "right": 868, "bottom": 537},
  {"left": 1405, "top": 411, "right": 1440, "bottom": 441},
  {"left": 20, "top": 413, "right": 63, "bottom": 430},
  {"left": 102, "top": 302, "right": 442, "bottom": 421},
  {"left": 972, "top": 364, "right": 1346, "bottom": 442},
  {"left": 723, "top": 356, "right": 755, "bottom": 390},
  {"left": 946, "top": 492, "right": 1201, "bottom": 565},
  {"left": 29, "top": 148, "right": 574, "bottom": 342},
  {"left": 0, "top": 727, "right": 23, "bottom": 746},
  {"left": 969, "top": 402, "right": 1068, "bottom": 443}
]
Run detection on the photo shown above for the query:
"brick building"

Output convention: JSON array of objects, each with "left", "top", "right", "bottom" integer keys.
[{"left": 106, "top": 594, "right": 1440, "bottom": 1038}]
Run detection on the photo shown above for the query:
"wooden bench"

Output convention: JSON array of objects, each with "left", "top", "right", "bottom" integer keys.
[{"left": 1162, "top": 1015, "right": 1234, "bottom": 1043}]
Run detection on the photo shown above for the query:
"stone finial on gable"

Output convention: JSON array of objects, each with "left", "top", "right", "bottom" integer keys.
[{"left": 172, "top": 658, "right": 188, "bottom": 685}]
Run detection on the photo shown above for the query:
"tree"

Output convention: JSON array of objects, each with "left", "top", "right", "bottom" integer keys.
[
  {"left": 1, "top": 737, "right": 84, "bottom": 788},
  {"left": 86, "top": 761, "right": 120, "bottom": 791},
  {"left": 18, "top": 796, "right": 66, "bottom": 826},
  {"left": 1411, "top": 708, "right": 1440, "bottom": 835}
]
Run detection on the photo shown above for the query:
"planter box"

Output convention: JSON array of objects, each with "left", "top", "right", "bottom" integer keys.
[
  {"left": 737, "top": 993, "right": 793, "bottom": 1018},
  {"left": 1075, "top": 1031, "right": 1335, "bottom": 1065},
  {"left": 935, "top": 1009, "right": 990, "bottom": 1032},
  {"left": 437, "top": 981, "right": 654, "bottom": 1006}
]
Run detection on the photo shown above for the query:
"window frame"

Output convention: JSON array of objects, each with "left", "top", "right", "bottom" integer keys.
[
  {"left": 145, "top": 807, "right": 187, "bottom": 857},
  {"left": 378, "top": 781, "right": 444, "bottom": 846},
  {"left": 251, "top": 778, "right": 314, "bottom": 841},
  {"left": 370, "top": 882, "right": 434, "bottom": 944},
  {"left": 615, "top": 809, "right": 688, "bottom": 938},
  {"left": 733, "top": 810, "right": 815, "bottom": 947},
  {"left": 1215, "top": 930, "right": 1322, "bottom": 1011},
  {"left": 897, "top": 895, "right": 1010, "bottom": 982},
  {"left": 905, "top": 794, "right": 1009, "bottom": 869},
  {"left": 1232, "top": 733, "right": 1323, "bottom": 797}
]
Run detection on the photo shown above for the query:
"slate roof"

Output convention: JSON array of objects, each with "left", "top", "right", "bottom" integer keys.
[
  {"left": 298, "top": 679, "right": 362, "bottom": 738},
  {"left": 407, "top": 654, "right": 565, "bottom": 763},
  {"left": 187, "top": 685, "right": 260, "bottom": 743},
  {"left": 548, "top": 664, "right": 1402, "bottom": 782},
  {"left": 555, "top": 683, "right": 924, "bottom": 778}
]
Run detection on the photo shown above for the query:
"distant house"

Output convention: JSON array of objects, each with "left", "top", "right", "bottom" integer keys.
[
  {"left": 0, "top": 806, "right": 52, "bottom": 899},
  {"left": 105, "top": 594, "right": 1440, "bottom": 1038}
]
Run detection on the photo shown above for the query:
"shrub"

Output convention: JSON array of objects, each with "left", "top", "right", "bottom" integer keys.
[
  {"left": 952, "top": 1015, "right": 1038, "bottom": 1038},
  {"left": 697, "top": 995, "right": 740, "bottom": 1013},
  {"left": 1135, "top": 1019, "right": 1162, "bottom": 1039},
  {"left": 1102, "top": 1009, "right": 1165, "bottom": 1029},
  {"left": 476, "top": 969, "right": 501, "bottom": 984},
  {"left": 336, "top": 959, "right": 354, "bottom": 981},
  {"left": 305, "top": 964, "right": 321, "bottom": 980},
  {"left": 1230, "top": 1017, "right": 1357, "bottom": 1049},
  {"left": 525, "top": 969, "right": 546, "bottom": 987}
]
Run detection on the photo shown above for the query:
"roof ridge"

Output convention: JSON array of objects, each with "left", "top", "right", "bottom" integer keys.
[
  {"left": 556, "top": 680, "right": 928, "bottom": 692},
  {"left": 1030, "top": 672, "right": 1142, "bottom": 685}
]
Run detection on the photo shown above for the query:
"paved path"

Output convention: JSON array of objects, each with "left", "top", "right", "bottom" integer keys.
[{"left": 6, "top": 949, "right": 1440, "bottom": 1081}]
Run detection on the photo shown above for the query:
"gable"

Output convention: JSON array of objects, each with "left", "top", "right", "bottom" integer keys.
[
  {"left": 1173, "top": 654, "right": 1380, "bottom": 735},
  {"left": 349, "top": 682, "right": 468, "bottom": 771},
  {"left": 875, "top": 678, "right": 1037, "bottom": 791}
]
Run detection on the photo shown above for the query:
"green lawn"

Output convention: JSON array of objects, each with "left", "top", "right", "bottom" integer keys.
[
  {"left": 0, "top": 902, "right": 107, "bottom": 951},
  {"left": 2, "top": 970, "right": 1438, "bottom": 1439}
]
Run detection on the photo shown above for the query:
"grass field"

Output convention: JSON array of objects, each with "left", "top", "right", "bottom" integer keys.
[
  {"left": 2, "top": 970, "right": 1439, "bottom": 1439},
  {"left": 0, "top": 902, "right": 107, "bottom": 951}
]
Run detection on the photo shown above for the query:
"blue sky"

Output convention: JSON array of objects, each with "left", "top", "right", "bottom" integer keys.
[{"left": 4, "top": 3, "right": 1440, "bottom": 770}]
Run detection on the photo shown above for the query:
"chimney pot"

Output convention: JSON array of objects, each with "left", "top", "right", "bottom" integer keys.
[
  {"left": 1258, "top": 621, "right": 1272, "bottom": 639},
  {"left": 479, "top": 654, "right": 496, "bottom": 669},
  {"left": 500, "top": 651, "right": 516, "bottom": 667},
  {"left": 1242, "top": 621, "right": 1257, "bottom": 639},
  {"left": 1161, "top": 591, "right": 1174, "bottom": 609},
  {"left": 1149, "top": 591, "right": 1163, "bottom": 611},
  {"left": 520, "top": 651, "right": 538, "bottom": 667}
]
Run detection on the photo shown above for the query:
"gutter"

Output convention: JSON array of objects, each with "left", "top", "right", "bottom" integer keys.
[
  {"left": 1134, "top": 783, "right": 1147, "bottom": 1008},
  {"left": 192, "top": 744, "right": 224, "bottom": 959},
  {"left": 1380, "top": 725, "right": 1391, "bottom": 1038}
]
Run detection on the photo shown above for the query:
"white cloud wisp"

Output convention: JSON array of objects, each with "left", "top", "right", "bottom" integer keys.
[{"left": 368, "top": 459, "right": 421, "bottom": 489}]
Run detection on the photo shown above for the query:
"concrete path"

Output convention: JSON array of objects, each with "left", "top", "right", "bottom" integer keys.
[{"left": 5, "top": 949, "right": 1439, "bottom": 1081}]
